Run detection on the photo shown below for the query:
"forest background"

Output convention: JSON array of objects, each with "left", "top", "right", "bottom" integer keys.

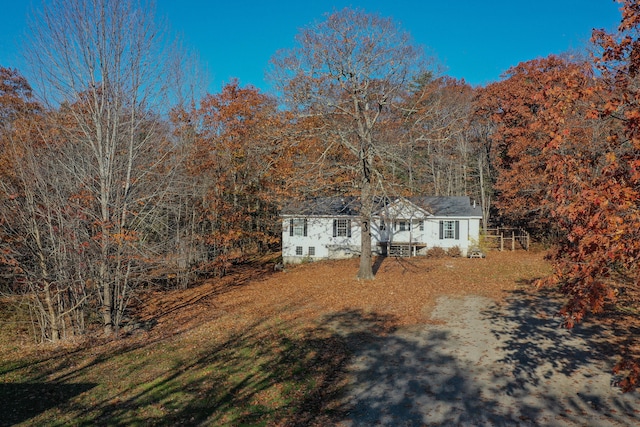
[{"left": 2, "top": 0, "right": 640, "bottom": 389}]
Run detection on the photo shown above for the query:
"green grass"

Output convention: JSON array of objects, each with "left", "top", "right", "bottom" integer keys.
[{"left": 0, "top": 315, "right": 350, "bottom": 426}]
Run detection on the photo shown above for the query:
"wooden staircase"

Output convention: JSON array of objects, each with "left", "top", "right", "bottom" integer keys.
[{"left": 389, "top": 244, "right": 411, "bottom": 257}]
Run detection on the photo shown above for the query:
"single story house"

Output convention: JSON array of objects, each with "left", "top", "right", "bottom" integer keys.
[{"left": 281, "top": 196, "right": 482, "bottom": 264}]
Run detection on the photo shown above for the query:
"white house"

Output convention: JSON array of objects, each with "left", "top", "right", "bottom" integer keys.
[{"left": 281, "top": 196, "right": 482, "bottom": 264}]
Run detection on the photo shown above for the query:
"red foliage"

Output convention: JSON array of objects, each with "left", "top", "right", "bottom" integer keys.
[
  {"left": 476, "top": 2, "right": 640, "bottom": 389},
  {"left": 475, "top": 56, "right": 596, "bottom": 237},
  {"left": 498, "top": 0, "right": 640, "bottom": 390}
]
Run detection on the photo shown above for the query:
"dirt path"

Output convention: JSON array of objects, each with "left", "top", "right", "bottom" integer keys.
[{"left": 336, "top": 294, "right": 640, "bottom": 426}]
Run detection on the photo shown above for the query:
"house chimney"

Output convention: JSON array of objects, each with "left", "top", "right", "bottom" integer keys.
[{"left": 473, "top": 199, "right": 476, "bottom": 208}]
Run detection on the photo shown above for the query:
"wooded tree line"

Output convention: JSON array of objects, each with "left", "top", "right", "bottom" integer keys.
[
  {"left": 0, "top": 0, "right": 488, "bottom": 340},
  {"left": 2, "top": 0, "right": 640, "bottom": 386}
]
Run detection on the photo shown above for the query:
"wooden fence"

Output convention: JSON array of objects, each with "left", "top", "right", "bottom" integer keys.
[{"left": 483, "top": 228, "right": 530, "bottom": 251}]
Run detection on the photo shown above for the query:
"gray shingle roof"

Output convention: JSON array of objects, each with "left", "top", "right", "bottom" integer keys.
[
  {"left": 408, "top": 196, "right": 482, "bottom": 217},
  {"left": 281, "top": 196, "right": 482, "bottom": 218},
  {"left": 280, "top": 197, "right": 361, "bottom": 216}
]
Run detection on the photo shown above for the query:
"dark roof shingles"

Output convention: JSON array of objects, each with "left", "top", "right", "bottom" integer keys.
[{"left": 282, "top": 196, "right": 481, "bottom": 217}]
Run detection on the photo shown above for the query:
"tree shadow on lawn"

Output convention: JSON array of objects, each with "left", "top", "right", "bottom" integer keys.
[
  {"left": 481, "top": 287, "right": 640, "bottom": 425},
  {"left": 484, "top": 287, "right": 614, "bottom": 390},
  {"left": 128, "top": 260, "right": 279, "bottom": 335},
  {"left": 3, "top": 309, "right": 357, "bottom": 425},
  {"left": 330, "top": 318, "right": 540, "bottom": 425},
  {"left": 329, "top": 290, "right": 640, "bottom": 426},
  {"left": 60, "top": 312, "right": 364, "bottom": 426},
  {"left": 8, "top": 289, "right": 640, "bottom": 426},
  {"left": 372, "top": 255, "right": 432, "bottom": 276},
  {"left": 0, "top": 382, "right": 96, "bottom": 427}
]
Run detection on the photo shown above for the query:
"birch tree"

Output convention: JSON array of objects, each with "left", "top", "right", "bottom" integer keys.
[
  {"left": 23, "top": 0, "right": 181, "bottom": 336},
  {"left": 270, "top": 8, "right": 425, "bottom": 279},
  {"left": 399, "top": 76, "right": 476, "bottom": 196}
]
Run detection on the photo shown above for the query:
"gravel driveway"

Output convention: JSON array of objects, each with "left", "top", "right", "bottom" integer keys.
[{"left": 335, "top": 293, "right": 640, "bottom": 426}]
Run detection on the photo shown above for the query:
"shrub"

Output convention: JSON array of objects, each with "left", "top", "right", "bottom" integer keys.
[
  {"left": 470, "top": 234, "right": 491, "bottom": 254},
  {"left": 426, "top": 246, "right": 447, "bottom": 258},
  {"left": 447, "top": 246, "right": 462, "bottom": 258}
]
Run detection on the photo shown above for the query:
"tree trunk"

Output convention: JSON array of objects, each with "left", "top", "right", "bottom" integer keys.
[
  {"left": 43, "top": 281, "right": 60, "bottom": 342},
  {"left": 478, "top": 152, "right": 490, "bottom": 233},
  {"left": 357, "top": 156, "right": 374, "bottom": 280},
  {"left": 358, "top": 217, "right": 374, "bottom": 280}
]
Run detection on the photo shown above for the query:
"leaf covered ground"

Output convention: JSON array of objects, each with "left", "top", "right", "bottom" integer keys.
[{"left": 3, "top": 250, "right": 637, "bottom": 426}]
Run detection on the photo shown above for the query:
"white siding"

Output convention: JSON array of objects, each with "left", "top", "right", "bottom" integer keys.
[
  {"left": 382, "top": 199, "right": 429, "bottom": 220},
  {"left": 282, "top": 217, "right": 362, "bottom": 264},
  {"left": 423, "top": 217, "right": 482, "bottom": 256},
  {"left": 468, "top": 218, "right": 480, "bottom": 247},
  {"left": 282, "top": 210, "right": 482, "bottom": 262},
  {"left": 374, "top": 217, "right": 480, "bottom": 255}
]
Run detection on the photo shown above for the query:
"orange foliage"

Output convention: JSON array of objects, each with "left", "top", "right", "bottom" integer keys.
[
  {"left": 474, "top": 10, "right": 640, "bottom": 388},
  {"left": 475, "top": 56, "right": 597, "bottom": 237},
  {"left": 0, "top": 67, "right": 41, "bottom": 272},
  {"left": 170, "top": 80, "right": 354, "bottom": 275},
  {"left": 574, "top": 0, "right": 640, "bottom": 390},
  {"left": 476, "top": 0, "right": 640, "bottom": 391},
  {"left": 0, "top": 67, "right": 41, "bottom": 185},
  {"left": 175, "top": 81, "right": 291, "bottom": 270}
]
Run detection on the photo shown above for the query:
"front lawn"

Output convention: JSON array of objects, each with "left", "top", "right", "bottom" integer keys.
[{"left": 0, "top": 251, "right": 551, "bottom": 426}]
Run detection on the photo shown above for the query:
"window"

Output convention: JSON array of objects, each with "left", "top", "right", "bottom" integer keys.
[
  {"left": 394, "top": 220, "right": 410, "bottom": 231},
  {"left": 379, "top": 219, "right": 386, "bottom": 230},
  {"left": 333, "top": 219, "right": 351, "bottom": 237},
  {"left": 289, "top": 218, "right": 307, "bottom": 237},
  {"left": 443, "top": 221, "right": 455, "bottom": 239},
  {"left": 419, "top": 220, "right": 424, "bottom": 231},
  {"left": 295, "top": 246, "right": 303, "bottom": 256},
  {"left": 308, "top": 246, "right": 315, "bottom": 256},
  {"left": 439, "top": 220, "right": 460, "bottom": 240}
]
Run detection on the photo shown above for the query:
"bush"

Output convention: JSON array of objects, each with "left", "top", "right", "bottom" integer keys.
[
  {"left": 470, "top": 234, "right": 491, "bottom": 254},
  {"left": 447, "top": 246, "right": 462, "bottom": 258},
  {"left": 426, "top": 246, "right": 447, "bottom": 258}
]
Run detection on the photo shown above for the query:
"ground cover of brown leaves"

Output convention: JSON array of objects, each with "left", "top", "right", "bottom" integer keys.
[
  {"left": 134, "top": 250, "right": 552, "bottom": 338},
  {"left": 6, "top": 250, "right": 640, "bottom": 425},
  {"left": 120, "top": 251, "right": 554, "bottom": 424}
]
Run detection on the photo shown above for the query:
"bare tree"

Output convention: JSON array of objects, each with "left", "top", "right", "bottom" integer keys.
[
  {"left": 270, "top": 8, "right": 425, "bottom": 279},
  {"left": 22, "top": 0, "right": 183, "bottom": 336},
  {"left": 398, "top": 76, "right": 476, "bottom": 197}
]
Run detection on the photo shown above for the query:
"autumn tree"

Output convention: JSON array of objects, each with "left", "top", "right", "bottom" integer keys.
[
  {"left": 475, "top": 56, "right": 597, "bottom": 239},
  {"left": 270, "top": 8, "right": 425, "bottom": 279},
  {"left": 0, "top": 69, "right": 96, "bottom": 341},
  {"left": 0, "top": 67, "right": 40, "bottom": 291},
  {"left": 18, "top": 0, "right": 184, "bottom": 337},
  {"left": 0, "top": 67, "right": 40, "bottom": 196},
  {"left": 280, "top": 114, "right": 357, "bottom": 199},
  {"left": 533, "top": 0, "right": 640, "bottom": 390},
  {"left": 171, "top": 81, "right": 286, "bottom": 276},
  {"left": 397, "top": 76, "right": 477, "bottom": 198},
  {"left": 467, "top": 100, "right": 496, "bottom": 233}
]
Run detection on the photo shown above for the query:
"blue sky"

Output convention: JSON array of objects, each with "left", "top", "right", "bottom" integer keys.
[{"left": 0, "top": 0, "right": 623, "bottom": 94}]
